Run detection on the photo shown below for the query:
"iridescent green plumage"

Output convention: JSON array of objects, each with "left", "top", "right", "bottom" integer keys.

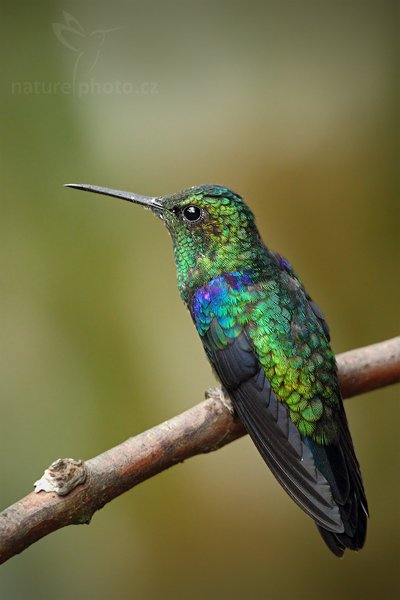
[
  {"left": 193, "top": 270, "right": 338, "bottom": 443},
  {"left": 67, "top": 181, "right": 368, "bottom": 556},
  {"left": 163, "top": 185, "right": 340, "bottom": 443}
]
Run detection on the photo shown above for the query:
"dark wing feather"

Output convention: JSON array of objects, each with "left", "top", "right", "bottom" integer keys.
[{"left": 204, "top": 322, "right": 344, "bottom": 533}]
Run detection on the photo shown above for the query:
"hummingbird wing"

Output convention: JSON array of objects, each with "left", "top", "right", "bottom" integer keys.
[
  {"left": 204, "top": 322, "right": 344, "bottom": 533},
  {"left": 268, "top": 254, "right": 368, "bottom": 552},
  {"left": 193, "top": 270, "right": 367, "bottom": 554}
]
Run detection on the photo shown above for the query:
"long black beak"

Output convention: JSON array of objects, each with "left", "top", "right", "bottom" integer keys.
[{"left": 65, "top": 183, "right": 163, "bottom": 211}]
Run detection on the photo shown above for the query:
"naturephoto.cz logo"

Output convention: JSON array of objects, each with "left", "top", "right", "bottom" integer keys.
[{"left": 11, "top": 12, "right": 159, "bottom": 97}]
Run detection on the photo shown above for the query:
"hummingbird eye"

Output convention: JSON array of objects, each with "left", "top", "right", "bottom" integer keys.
[{"left": 182, "top": 205, "right": 202, "bottom": 223}]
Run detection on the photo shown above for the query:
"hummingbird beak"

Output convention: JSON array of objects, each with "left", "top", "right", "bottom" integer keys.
[{"left": 64, "top": 183, "right": 164, "bottom": 212}]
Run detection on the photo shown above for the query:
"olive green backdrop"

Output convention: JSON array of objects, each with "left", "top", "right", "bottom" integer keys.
[{"left": 0, "top": 1, "right": 398, "bottom": 599}]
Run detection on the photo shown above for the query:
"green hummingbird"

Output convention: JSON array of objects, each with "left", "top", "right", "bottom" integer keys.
[{"left": 66, "top": 182, "right": 368, "bottom": 556}]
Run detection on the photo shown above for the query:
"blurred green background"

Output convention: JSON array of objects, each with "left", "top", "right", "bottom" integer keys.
[{"left": 0, "top": 1, "right": 398, "bottom": 598}]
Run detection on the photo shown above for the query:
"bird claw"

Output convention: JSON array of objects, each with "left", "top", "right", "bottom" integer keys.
[{"left": 205, "top": 387, "right": 235, "bottom": 415}]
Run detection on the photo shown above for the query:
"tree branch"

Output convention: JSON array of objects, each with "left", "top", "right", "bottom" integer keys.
[{"left": 0, "top": 336, "right": 399, "bottom": 564}]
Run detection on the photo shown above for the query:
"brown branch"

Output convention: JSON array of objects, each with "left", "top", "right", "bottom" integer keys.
[{"left": 0, "top": 336, "right": 399, "bottom": 564}]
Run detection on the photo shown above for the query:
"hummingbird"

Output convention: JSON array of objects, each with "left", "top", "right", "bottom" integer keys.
[{"left": 66, "top": 182, "right": 368, "bottom": 556}]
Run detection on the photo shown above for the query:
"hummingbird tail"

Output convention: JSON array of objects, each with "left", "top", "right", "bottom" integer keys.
[
  {"left": 305, "top": 411, "right": 369, "bottom": 557},
  {"left": 317, "top": 513, "right": 367, "bottom": 558}
]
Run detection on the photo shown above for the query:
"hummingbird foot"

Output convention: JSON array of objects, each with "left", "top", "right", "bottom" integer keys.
[{"left": 205, "top": 387, "right": 235, "bottom": 416}]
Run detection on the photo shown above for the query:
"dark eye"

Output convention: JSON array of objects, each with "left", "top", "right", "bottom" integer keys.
[{"left": 182, "top": 205, "right": 202, "bottom": 222}]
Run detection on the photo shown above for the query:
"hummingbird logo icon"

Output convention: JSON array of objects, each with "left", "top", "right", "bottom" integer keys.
[{"left": 52, "top": 12, "right": 122, "bottom": 94}]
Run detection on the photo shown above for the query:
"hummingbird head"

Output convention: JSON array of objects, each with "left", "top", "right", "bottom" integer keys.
[{"left": 65, "top": 183, "right": 265, "bottom": 302}]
